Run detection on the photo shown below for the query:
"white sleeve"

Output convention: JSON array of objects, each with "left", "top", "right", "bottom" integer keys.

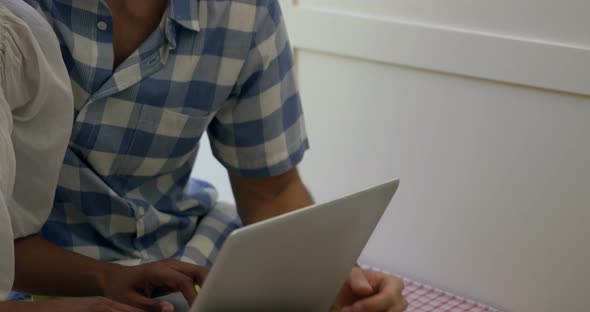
[
  {"left": 0, "top": 2, "right": 73, "bottom": 299},
  {"left": 0, "top": 86, "right": 16, "bottom": 301},
  {"left": 0, "top": 195, "right": 15, "bottom": 301},
  {"left": 0, "top": 1, "right": 74, "bottom": 240}
]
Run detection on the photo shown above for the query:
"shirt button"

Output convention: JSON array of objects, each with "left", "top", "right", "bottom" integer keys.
[{"left": 97, "top": 21, "right": 108, "bottom": 31}]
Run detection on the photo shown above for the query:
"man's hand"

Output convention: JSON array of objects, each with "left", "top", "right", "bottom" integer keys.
[
  {"left": 333, "top": 267, "right": 408, "bottom": 312},
  {"left": 0, "top": 297, "right": 142, "bottom": 312},
  {"left": 101, "top": 259, "right": 209, "bottom": 312}
]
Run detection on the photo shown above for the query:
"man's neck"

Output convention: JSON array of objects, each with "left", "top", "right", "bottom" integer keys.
[
  {"left": 104, "top": 0, "right": 169, "bottom": 69},
  {"left": 105, "top": 0, "right": 168, "bottom": 25}
]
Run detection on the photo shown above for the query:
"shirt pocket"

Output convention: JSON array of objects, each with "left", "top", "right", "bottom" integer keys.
[{"left": 113, "top": 105, "right": 211, "bottom": 178}]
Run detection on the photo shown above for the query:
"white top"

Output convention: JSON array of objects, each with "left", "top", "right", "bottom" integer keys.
[{"left": 0, "top": 0, "right": 73, "bottom": 300}]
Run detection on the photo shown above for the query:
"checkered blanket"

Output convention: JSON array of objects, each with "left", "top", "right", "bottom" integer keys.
[
  {"left": 360, "top": 265, "right": 501, "bottom": 312},
  {"left": 402, "top": 278, "right": 500, "bottom": 312}
]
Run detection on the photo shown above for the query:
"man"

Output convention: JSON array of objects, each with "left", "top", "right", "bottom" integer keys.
[
  {"left": 0, "top": 1, "right": 209, "bottom": 311},
  {"left": 25, "top": 0, "right": 407, "bottom": 310}
]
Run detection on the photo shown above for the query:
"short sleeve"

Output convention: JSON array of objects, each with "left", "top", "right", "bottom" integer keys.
[
  {"left": 0, "top": 191, "right": 15, "bottom": 300},
  {"left": 208, "top": 1, "right": 309, "bottom": 177},
  {"left": 0, "top": 6, "right": 19, "bottom": 300},
  {"left": 0, "top": 2, "right": 74, "bottom": 240}
]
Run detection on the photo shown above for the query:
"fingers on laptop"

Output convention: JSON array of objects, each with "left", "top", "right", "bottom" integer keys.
[
  {"left": 349, "top": 267, "right": 375, "bottom": 296},
  {"left": 343, "top": 270, "right": 408, "bottom": 312},
  {"left": 167, "top": 268, "right": 198, "bottom": 305},
  {"left": 149, "top": 263, "right": 199, "bottom": 305},
  {"left": 124, "top": 292, "right": 174, "bottom": 312},
  {"left": 97, "top": 297, "right": 144, "bottom": 312},
  {"left": 163, "top": 259, "right": 209, "bottom": 285}
]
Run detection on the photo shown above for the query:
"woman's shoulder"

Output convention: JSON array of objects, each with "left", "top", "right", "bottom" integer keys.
[{"left": 0, "top": 0, "right": 57, "bottom": 49}]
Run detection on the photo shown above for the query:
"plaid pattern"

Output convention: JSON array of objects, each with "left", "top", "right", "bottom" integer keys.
[
  {"left": 403, "top": 279, "right": 500, "bottom": 312},
  {"left": 25, "top": 0, "right": 308, "bottom": 265},
  {"left": 361, "top": 265, "right": 501, "bottom": 312}
]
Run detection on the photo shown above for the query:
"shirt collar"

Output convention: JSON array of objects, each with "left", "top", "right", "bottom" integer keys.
[{"left": 168, "top": 0, "right": 201, "bottom": 32}]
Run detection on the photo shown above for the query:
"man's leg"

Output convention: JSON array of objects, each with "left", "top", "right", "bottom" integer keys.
[{"left": 177, "top": 202, "right": 242, "bottom": 267}]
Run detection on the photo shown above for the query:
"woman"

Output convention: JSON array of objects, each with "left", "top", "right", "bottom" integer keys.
[{"left": 0, "top": 1, "right": 207, "bottom": 311}]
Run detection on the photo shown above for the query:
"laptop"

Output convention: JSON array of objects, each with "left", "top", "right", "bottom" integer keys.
[{"left": 188, "top": 179, "right": 400, "bottom": 312}]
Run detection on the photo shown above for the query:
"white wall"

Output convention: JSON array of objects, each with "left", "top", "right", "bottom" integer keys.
[
  {"left": 296, "top": 50, "right": 590, "bottom": 312},
  {"left": 297, "top": 0, "right": 590, "bottom": 47},
  {"left": 192, "top": 136, "right": 234, "bottom": 203},
  {"left": 194, "top": 1, "right": 590, "bottom": 311}
]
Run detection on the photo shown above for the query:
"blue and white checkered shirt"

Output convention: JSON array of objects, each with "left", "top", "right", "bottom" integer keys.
[{"left": 26, "top": 0, "right": 308, "bottom": 266}]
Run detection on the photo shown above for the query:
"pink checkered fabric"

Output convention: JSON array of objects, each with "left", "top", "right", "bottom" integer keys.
[
  {"left": 360, "top": 265, "right": 501, "bottom": 312},
  {"left": 402, "top": 278, "right": 500, "bottom": 312}
]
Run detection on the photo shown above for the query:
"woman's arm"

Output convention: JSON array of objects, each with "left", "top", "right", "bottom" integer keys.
[
  {"left": 0, "top": 297, "right": 143, "bottom": 312},
  {"left": 11, "top": 235, "right": 207, "bottom": 311},
  {"left": 12, "top": 235, "right": 115, "bottom": 297}
]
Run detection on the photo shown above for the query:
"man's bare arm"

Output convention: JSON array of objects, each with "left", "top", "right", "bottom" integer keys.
[{"left": 229, "top": 167, "right": 313, "bottom": 225}]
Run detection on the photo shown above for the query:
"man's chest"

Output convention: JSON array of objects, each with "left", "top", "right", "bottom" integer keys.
[
  {"left": 26, "top": 0, "right": 253, "bottom": 176},
  {"left": 65, "top": 49, "right": 243, "bottom": 177},
  {"left": 27, "top": 0, "right": 259, "bottom": 116}
]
